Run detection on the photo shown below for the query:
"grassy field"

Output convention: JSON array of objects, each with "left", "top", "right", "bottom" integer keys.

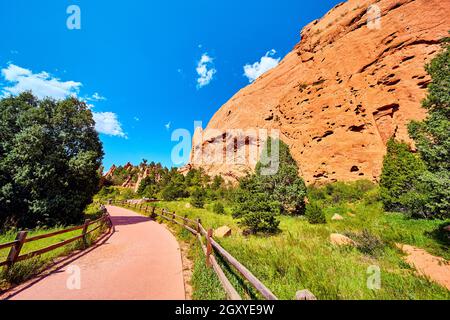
[
  {"left": 0, "top": 203, "right": 106, "bottom": 290},
  {"left": 124, "top": 184, "right": 450, "bottom": 300}
]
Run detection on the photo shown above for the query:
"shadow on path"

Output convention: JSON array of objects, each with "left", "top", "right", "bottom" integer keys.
[
  {"left": 111, "top": 215, "right": 151, "bottom": 226},
  {"left": 2, "top": 229, "right": 115, "bottom": 300}
]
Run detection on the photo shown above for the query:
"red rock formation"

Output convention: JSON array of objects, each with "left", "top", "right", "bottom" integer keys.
[
  {"left": 104, "top": 165, "right": 117, "bottom": 179},
  {"left": 188, "top": 0, "right": 450, "bottom": 184}
]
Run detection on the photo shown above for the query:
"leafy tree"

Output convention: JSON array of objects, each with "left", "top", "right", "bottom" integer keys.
[
  {"left": 409, "top": 39, "right": 450, "bottom": 173},
  {"left": 381, "top": 39, "right": 449, "bottom": 219},
  {"left": 380, "top": 139, "right": 426, "bottom": 212},
  {"left": 190, "top": 187, "right": 206, "bottom": 208},
  {"left": 0, "top": 93, "right": 104, "bottom": 227}
]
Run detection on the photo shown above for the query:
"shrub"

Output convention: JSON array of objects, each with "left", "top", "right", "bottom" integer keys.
[
  {"left": 308, "top": 180, "right": 377, "bottom": 205},
  {"left": 240, "top": 211, "right": 280, "bottom": 235},
  {"left": 305, "top": 202, "right": 326, "bottom": 224},
  {"left": 190, "top": 188, "right": 206, "bottom": 208},
  {"left": 345, "top": 229, "right": 385, "bottom": 257},
  {"left": 232, "top": 191, "right": 280, "bottom": 234},
  {"left": 213, "top": 202, "right": 225, "bottom": 215}
]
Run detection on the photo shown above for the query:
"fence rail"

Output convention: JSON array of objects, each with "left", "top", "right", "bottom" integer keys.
[
  {"left": 0, "top": 210, "right": 113, "bottom": 269},
  {"left": 111, "top": 199, "right": 315, "bottom": 300}
]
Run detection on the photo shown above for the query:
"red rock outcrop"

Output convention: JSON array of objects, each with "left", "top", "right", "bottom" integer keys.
[
  {"left": 104, "top": 165, "right": 117, "bottom": 179},
  {"left": 188, "top": 0, "right": 450, "bottom": 184}
]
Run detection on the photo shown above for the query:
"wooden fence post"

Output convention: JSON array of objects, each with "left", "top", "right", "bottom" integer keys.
[
  {"left": 82, "top": 219, "right": 91, "bottom": 249},
  {"left": 151, "top": 206, "right": 156, "bottom": 219},
  {"left": 172, "top": 212, "right": 175, "bottom": 222},
  {"left": 6, "top": 231, "right": 28, "bottom": 269},
  {"left": 196, "top": 219, "right": 201, "bottom": 234},
  {"left": 183, "top": 215, "right": 188, "bottom": 226},
  {"left": 206, "top": 229, "right": 213, "bottom": 268}
]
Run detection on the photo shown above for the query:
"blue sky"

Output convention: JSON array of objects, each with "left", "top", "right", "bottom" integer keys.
[{"left": 0, "top": 0, "right": 340, "bottom": 170}]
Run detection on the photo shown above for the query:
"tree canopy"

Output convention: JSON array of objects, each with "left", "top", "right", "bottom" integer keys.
[{"left": 0, "top": 92, "right": 104, "bottom": 227}]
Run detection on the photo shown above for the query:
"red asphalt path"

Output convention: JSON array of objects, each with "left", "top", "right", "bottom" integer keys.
[{"left": 2, "top": 206, "right": 185, "bottom": 300}]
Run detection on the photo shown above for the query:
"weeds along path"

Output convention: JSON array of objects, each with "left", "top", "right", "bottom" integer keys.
[{"left": 2, "top": 206, "right": 185, "bottom": 300}]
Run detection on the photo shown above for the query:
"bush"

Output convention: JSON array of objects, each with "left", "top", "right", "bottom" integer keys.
[
  {"left": 240, "top": 211, "right": 280, "bottom": 235},
  {"left": 308, "top": 180, "right": 377, "bottom": 205},
  {"left": 190, "top": 188, "right": 206, "bottom": 208},
  {"left": 305, "top": 202, "right": 326, "bottom": 224},
  {"left": 232, "top": 191, "right": 280, "bottom": 234},
  {"left": 212, "top": 202, "right": 225, "bottom": 215},
  {"left": 161, "top": 184, "right": 179, "bottom": 201},
  {"left": 345, "top": 229, "right": 385, "bottom": 257}
]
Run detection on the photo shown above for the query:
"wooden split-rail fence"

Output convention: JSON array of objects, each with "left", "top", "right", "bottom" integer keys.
[
  {"left": 0, "top": 210, "right": 113, "bottom": 270},
  {"left": 111, "top": 199, "right": 316, "bottom": 301}
]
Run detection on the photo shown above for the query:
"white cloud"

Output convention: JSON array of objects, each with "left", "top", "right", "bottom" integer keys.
[
  {"left": 1, "top": 63, "right": 126, "bottom": 139},
  {"left": 93, "top": 112, "right": 126, "bottom": 138},
  {"left": 165, "top": 122, "right": 171, "bottom": 130},
  {"left": 1, "top": 63, "right": 82, "bottom": 99},
  {"left": 196, "top": 53, "right": 216, "bottom": 88},
  {"left": 89, "top": 92, "right": 106, "bottom": 101},
  {"left": 243, "top": 49, "right": 280, "bottom": 83}
]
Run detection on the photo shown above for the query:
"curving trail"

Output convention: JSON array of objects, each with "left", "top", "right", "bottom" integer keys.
[{"left": 2, "top": 206, "right": 186, "bottom": 300}]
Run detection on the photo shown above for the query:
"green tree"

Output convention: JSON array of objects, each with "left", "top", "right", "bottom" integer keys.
[
  {"left": 407, "top": 39, "right": 449, "bottom": 218},
  {"left": 211, "top": 175, "right": 224, "bottom": 190},
  {"left": 0, "top": 93, "right": 104, "bottom": 227},
  {"left": 380, "top": 139, "right": 426, "bottom": 212},
  {"left": 409, "top": 39, "right": 450, "bottom": 173},
  {"left": 255, "top": 138, "right": 307, "bottom": 215},
  {"left": 190, "top": 187, "right": 206, "bottom": 208},
  {"left": 380, "top": 40, "right": 450, "bottom": 219}
]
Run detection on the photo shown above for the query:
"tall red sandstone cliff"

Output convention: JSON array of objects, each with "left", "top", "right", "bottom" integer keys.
[{"left": 188, "top": 0, "right": 450, "bottom": 184}]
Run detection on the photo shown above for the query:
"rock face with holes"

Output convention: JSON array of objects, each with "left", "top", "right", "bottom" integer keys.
[{"left": 186, "top": 0, "right": 450, "bottom": 184}]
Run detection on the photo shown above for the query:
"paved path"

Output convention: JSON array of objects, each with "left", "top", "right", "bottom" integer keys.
[{"left": 3, "top": 206, "right": 185, "bottom": 300}]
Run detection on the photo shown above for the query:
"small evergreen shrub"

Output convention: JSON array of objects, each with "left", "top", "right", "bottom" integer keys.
[
  {"left": 190, "top": 188, "right": 206, "bottom": 208},
  {"left": 232, "top": 191, "right": 280, "bottom": 234},
  {"left": 305, "top": 202, "right": 326, "bottom": 224},
  {"left": 212, "top": 202, "right": 225, "bottom": 215},
  {"left": 240, "top": 211, "right": 280, "bottom": 235}
]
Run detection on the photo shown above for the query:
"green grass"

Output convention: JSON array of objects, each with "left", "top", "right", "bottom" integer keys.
[
  {"left": 136, "top": 196, "right": 450, "bottom": 300},
  {"left": 0, "top": 203, "right": 106, "bottom": 290}
]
